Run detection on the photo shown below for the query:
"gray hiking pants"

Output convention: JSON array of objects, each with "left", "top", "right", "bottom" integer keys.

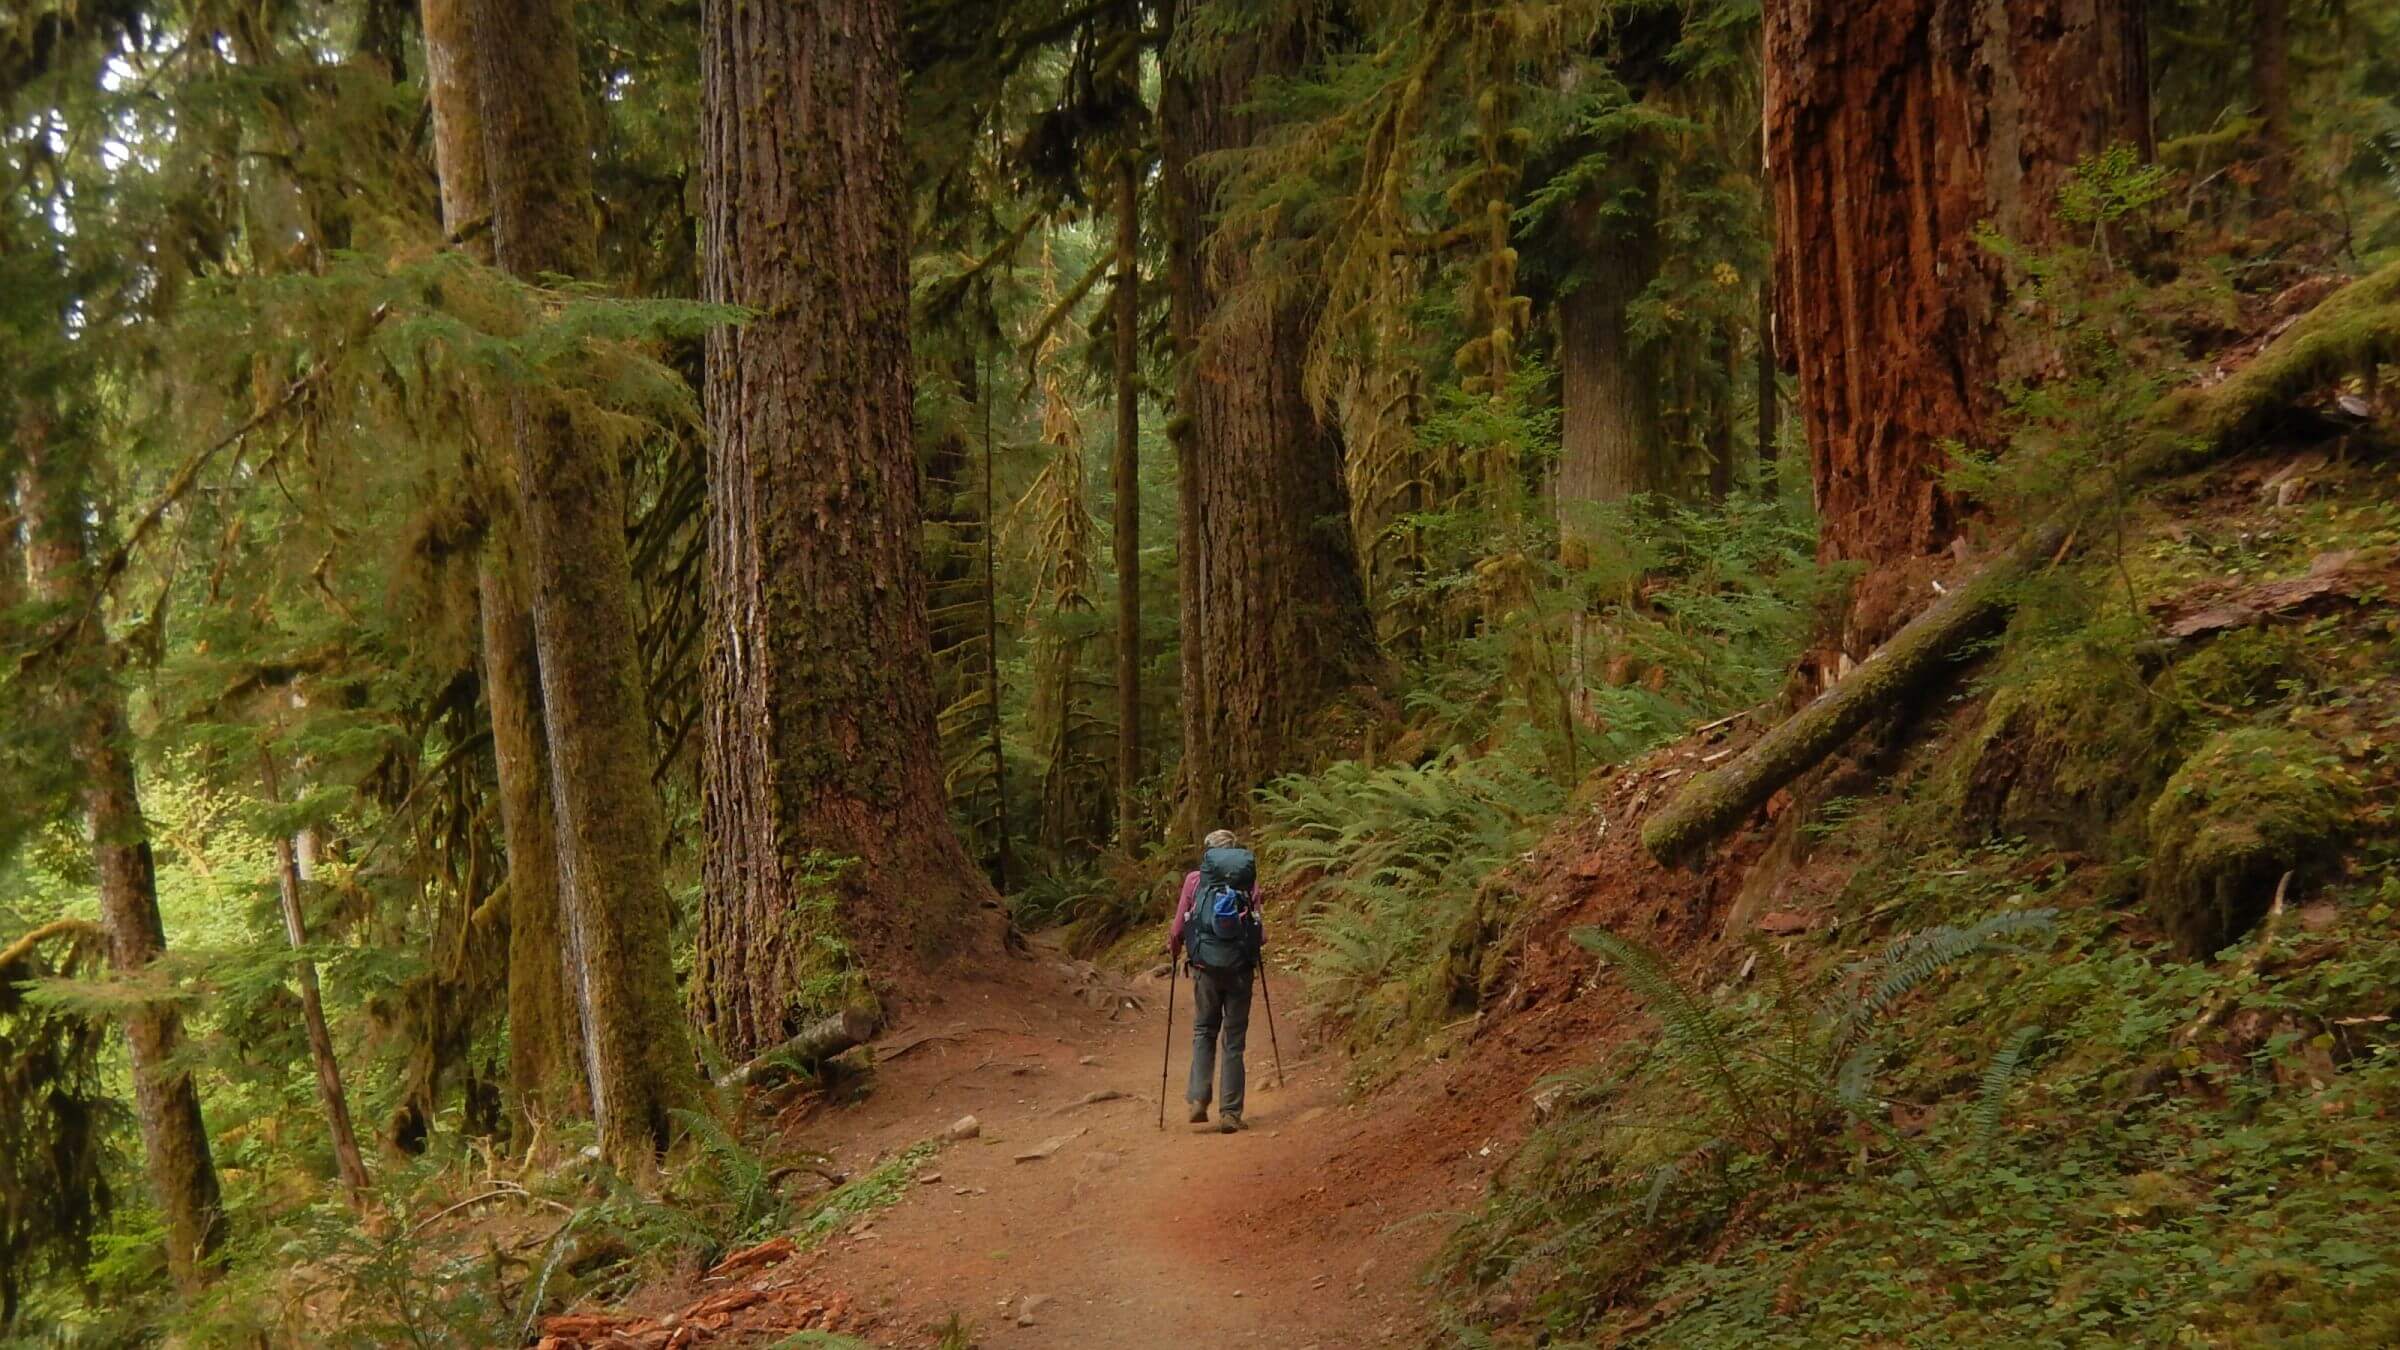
[{"left": 1187, "top": 964, "right": 1254, "bottom": 1118}]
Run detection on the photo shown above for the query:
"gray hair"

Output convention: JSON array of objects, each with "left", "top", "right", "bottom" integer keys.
[{"left": 1203, "top": 828, "right": 1237, "bottom": 849}]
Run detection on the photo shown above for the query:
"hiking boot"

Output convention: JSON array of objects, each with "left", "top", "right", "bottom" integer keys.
[
  {"left": 1188, "top": 1101, "right": 1209, "bottom": 1124},
  {"left": 1217, "top": 1113, "right": 1247, "bottom": 1133}
]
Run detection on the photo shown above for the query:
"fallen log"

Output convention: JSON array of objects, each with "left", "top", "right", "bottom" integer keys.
[
  {"left": 1641, "top": 260, "right": 2400, "bottom": 868},
  {"left": 1640, "top": 526, "right": 2062, "bottom": 868},
  {"left": 715, "top": 1004, "right": 883, "bottom": 1091}
]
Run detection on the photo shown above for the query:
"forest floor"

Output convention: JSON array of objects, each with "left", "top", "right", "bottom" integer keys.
[{"left": 550, "top": 942, "right": 1528, "bottom": 1348}]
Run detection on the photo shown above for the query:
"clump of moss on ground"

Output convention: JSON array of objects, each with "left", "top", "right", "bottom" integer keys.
[{"left": 2145, "top": 724, "right": 2361, "bottom": 957}]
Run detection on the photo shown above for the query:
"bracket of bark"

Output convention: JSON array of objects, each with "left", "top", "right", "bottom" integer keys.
[{"left": 1640, "top": 260, "right": 2400, "bottom": 869}]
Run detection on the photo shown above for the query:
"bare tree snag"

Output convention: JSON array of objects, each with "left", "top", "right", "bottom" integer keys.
[{"left": 266, "top": 793, "right": 374, "bottom": 1208}]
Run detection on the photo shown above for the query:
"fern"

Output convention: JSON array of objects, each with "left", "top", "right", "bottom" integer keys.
[
  {"left": 1835, "top": 910, "right": 2057, "bottom": 1060},
  {"left": 1575, "top": 929, "right": 1761, "bottom": 1140},
  {"left": 1972, "top": 1025, "right": 2045, "bottom": 1149}
]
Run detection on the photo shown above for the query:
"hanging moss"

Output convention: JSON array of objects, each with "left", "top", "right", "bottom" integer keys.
[{"left": 2144, "top": 726, "right": 2360, "bottom": 958}]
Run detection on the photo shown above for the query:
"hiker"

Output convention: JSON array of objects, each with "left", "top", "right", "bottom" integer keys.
[{"left": 1169, "top": 828, "right": 1265, "bottom": 1132}]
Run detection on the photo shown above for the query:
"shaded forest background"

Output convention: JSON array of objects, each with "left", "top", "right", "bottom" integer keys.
[{"left": 4, "top": 0, "right": 2400, "bottom": 1343}]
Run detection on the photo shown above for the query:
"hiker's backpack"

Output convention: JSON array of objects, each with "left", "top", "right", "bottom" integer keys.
[{"left": 1184, "top": 846, "right": 1263, "bottom": 973}]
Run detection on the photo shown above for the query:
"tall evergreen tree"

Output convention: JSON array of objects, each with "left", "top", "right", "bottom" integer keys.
[
  {"left": 419, "top": 0, "right": 586, "bottom": 1141},
  {"left": 693, "top": 0, "right": 1001, "bottom": 1056},
  {"left": 1764, "top": 0, "right": 2151, "bottom": 570},
  {"left": 1161, "top": 0, "right": 1377, "bottom": 833},
  {"left": 16, "top": 415, "right": 225, "bottom": 1290},
  {"left": 463, "top": 0, "right": 697, "bottom": 1166}
]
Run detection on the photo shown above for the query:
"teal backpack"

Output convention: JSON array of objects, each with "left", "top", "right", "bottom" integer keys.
[{"left": 1185, "top": 846, "right": 1263, "bottom": 973}]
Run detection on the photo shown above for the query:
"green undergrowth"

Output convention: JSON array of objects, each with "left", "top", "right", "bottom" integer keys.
[
  {"left": 1244, "top": 491, "right": 1825, "bottom": 1077},
  {"left": 1440, "top": 453, "right": 2400, "bottom": 1343},
  {"left": 793, "top": 1138, "right": 940, "bottom": 1248},
  {"left": 86, "top": 1117, "right": 910, "bottom": 1348}
]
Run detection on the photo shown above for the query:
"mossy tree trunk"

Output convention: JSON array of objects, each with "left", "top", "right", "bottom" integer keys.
[
  {"left": 17, "top": 418, "right": 225, "bottom": 1290},
  {"left": 1111, "top": 148, "right": 1144, "bottom": 856},
  {"left": 692, "top": 0, "right": 1000, "bottom": 1059},
  {"left": 1764, "top": 0, "right": 2151, "bottom": 567},
  {"left": 466, "top": 0, "right": 697, "bottom": 1168},
  {"left": 422, "top": 0, "right": 585, "bottom": 1146},
  {"left": 1161, "top": 0, "right": 1377, "bottom": 834}
]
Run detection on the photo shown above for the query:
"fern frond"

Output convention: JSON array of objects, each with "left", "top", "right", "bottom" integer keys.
[
  {"left": 1575, "top": 928, "right": 1761, "bottom": 1138},
  {"left": 1971, "top": 1025, "right": 2044, "bottom": 1149}
]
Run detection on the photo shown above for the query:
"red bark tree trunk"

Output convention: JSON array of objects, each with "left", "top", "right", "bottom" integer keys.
[
  {"left": 1162, "top": 0, "right": 1377, "bottom": 834},
  {"left": 1764, "top": 0, "right": 2150, "bottom": 569},
  {"left": 693, "top": 0, "right": 1001, "bottom": 1057}
]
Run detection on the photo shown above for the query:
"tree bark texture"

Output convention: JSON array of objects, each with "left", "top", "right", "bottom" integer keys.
[
  {"left": 2251, "top": 0, "right": 2290, "bottom": 198},
  {"left": 481, "top": 551, "right": 585, "bottom": 1131},
  {"left": 1111, "top": 151, "right": 1143, "bottom": 855},
  {"left": 469, "top": 0, "right": 697, "bottom": 1166},
  {"left": 17, "top": 427, "right": 225, "bottom": 1290},
  {"left": 693, "top": 0, "right": 1000, "bottom": 1059},
  {"left": 1641, "top": 255, "right": 2400, "bottom": 867},
  {"left": 422, "top": 0, "right": 586, "bottom": 1143},
  {"left": 1555, "top": 209, "right": 1663, "bottom": 561},
  {"left": 1162, "top": 0, "right": 1377, "bottom": 833},
  {"left": 1763, "top": 0, "right": 2151, "bottom": 567},
  {"left": 269, "top": 823, "right": 373, "bottom": 1205}
]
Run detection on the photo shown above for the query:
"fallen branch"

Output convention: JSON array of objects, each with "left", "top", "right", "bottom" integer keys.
[
  {"left": 715, "top": 1004, "right": 883, "bottom": 1091},
  {"left": 1642, "top": 261, "right": 2400, "bottom": 867}
]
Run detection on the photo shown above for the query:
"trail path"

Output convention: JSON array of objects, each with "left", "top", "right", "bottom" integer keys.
[{"left": 606, "top": 943, "right": 1500, "bottom": 1348}]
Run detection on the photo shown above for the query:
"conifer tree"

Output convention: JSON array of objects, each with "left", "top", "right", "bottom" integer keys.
[
  {"left": 15, "top": 414, "right": 225, "bottom": 1290},
  {"left": 693, "top": 0, "right": 1001, "bottom": 1056},
  {"left": 1764, "top": 0, "right": 2151, "bottom": 570},
  {"left": 419, "top": 0, "right": 585, "bottom": 1142},
  {"left": 1162, "top": 0, "right": 1377, "bottom": 832},
  {"left": 462, "top": 0, "right": 697, "bottom": 1166}
]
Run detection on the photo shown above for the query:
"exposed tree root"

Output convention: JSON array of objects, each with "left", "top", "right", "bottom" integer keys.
[{"left": 1642, "top": 262, "right": 2400, "bottom": 867}]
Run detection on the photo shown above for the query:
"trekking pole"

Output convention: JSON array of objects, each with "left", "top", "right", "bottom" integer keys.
[
  {"left": 1158, "top": 955, "right": 1178, "bottom": 1130},
  {"left": 1257, "top": 960, "right": 1286, "bottom": 1089}
]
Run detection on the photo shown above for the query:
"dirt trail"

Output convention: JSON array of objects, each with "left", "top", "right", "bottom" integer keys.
[{"left": 597, "top": 943, "right": 1504, "bottom": 1348}]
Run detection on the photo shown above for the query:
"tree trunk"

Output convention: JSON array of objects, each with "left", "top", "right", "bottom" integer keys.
[
  {"left": 1555, "top": 215, "right": 1663, "bottom": 560},
  {"left": 17, "top": 421, "right": 225, "bottom": 1290},
  {"left": 693, "top": 0, "right": 1001, "bottom": 1058},
  {"left": 1111, "top": 150, "right": 1143, "bottom": 856},
  {"left": 266, "top": 792, "right": 373, "bottom": 1207},
  {"left": 1756, "top": 270, "right": 1779, "bottom": 474},
  {"left": 468, "top": 0, "right": 697, "bottom": 1168},
  {"left": 2252, "top": 0, "right": 2290, "bottom": 198},
  {"left": 424, "top": 0, "right": 587, "bottom": 1142},
  {"left": 1161, "top": 0, "right": 1377, "bottom": 834},
  {"left": 1764, "top": 0, "right": 2151, "bottom": 568},
  {"left": 481, "top": 551, "right": 584, "bottom": 1135}
]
